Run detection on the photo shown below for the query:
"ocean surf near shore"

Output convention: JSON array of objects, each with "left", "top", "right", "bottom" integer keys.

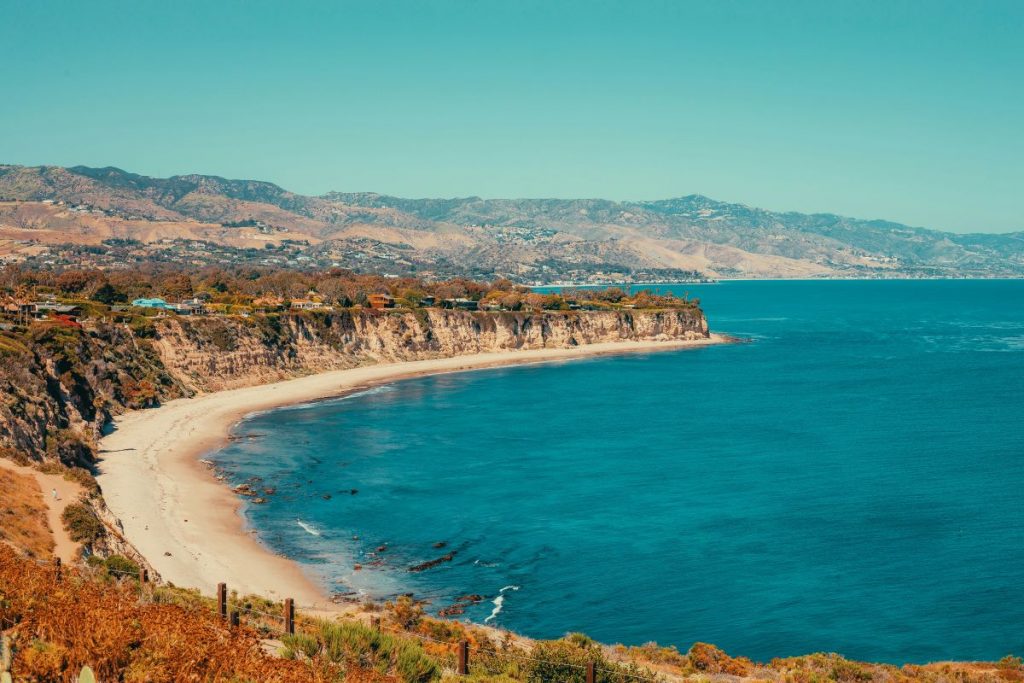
[
  {"left": 95, "top": 337, "right": 727, "bottom": 610},
  {"left": 201, "top": 280, "right": 1024, "bottom": 664}
]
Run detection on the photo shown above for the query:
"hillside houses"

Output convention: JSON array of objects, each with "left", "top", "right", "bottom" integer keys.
[
  {"left": 367, "top": 293, "right": 395, "bottom": 309},
  {"left": 289, "top": 299, "right": 327, "bottom": 311},
  {"left": 441, "top": 297, "right": 478, "bottom": 311},
  {"left": 1, "top": 299, "right": 84, "bottom": 327},
  {"left": 131, "top": 297, "right": 208, "bottom": 315},
  {"left": 34, "top": 302, "right": 84, "bottom": 318}
]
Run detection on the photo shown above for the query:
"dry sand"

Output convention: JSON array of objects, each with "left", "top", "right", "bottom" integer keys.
[{"left": 96, "top": 336, "right": 727, "bottom": 608}]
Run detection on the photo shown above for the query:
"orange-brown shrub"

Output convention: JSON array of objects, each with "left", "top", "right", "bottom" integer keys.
[
  {"left": 686, "top": 641, "right": 754, "bottom": 676},
  {"left": 0, "top": 544, "right": 391, "bottom": 682}
]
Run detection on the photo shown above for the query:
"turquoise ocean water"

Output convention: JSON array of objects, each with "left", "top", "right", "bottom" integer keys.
[{"left": 211, "top": 280, "right": 1024, "bottom": 663}]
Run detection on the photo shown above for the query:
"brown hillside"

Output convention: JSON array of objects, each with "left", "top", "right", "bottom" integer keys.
[
  {"left": 6, "top": 163, "right": 1021, "bottom": 279},
  {"left": 0, "top": 464, "right": 53, "bottom": 559}
]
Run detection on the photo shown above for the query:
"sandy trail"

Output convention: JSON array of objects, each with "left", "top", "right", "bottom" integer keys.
[
  {"left": 0, "top": 458, "right": 85, "bottom": 563},
  {"left": 96, "top": 336, "right": 727, "bottom": 608}
]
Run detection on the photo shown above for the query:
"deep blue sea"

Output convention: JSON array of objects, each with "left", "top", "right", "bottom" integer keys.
[{"left": 211, "top": 280, "right": 1024, "bottom": 664}]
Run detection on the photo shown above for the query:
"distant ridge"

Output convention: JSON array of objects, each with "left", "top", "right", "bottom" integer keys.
[{"left": 0, "top": 163, "right": 1021, "bottom": 280}]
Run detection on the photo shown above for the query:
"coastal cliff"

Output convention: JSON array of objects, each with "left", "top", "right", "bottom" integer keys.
[
  {"left": 0, "top": 307, "right": 709, "bottom": 463},
  {"left": 155, "top": 308, "right": 709, "bottom": 391},
  {"left": 0, "top": 322, "right": 186, "bottom": 465},
  {"left": 0, "top": 306, "right": 706, "bottom": 568}
]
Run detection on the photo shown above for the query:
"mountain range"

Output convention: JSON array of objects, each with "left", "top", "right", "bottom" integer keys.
[{"left": 1, "top": 164, "right": 1021, "bottom": 281}]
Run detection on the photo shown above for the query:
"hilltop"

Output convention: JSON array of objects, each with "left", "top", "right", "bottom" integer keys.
[{"left": 1, "top": 164, "right": 1021, "bottom": 281}]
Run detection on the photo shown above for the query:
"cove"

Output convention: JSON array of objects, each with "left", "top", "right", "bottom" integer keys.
[{"left": 210, "top": 280, "right": 1024, "bottom": 664}]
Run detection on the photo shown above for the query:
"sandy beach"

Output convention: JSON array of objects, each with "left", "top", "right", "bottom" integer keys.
[{"left": 96, "top": 336, "right": 726, "bottom": 609}]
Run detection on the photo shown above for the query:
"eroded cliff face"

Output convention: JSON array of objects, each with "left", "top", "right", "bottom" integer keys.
[
  {"left": 0, "top": 308, "right": 708, "bottom": 463},
  {"left": 152, "top": 308, "right": 710, "bottom": 391},
  {"left": 0, "top": 307, "right": 705, "bottom": 563},
  {"left": 0, "top": 323, "right": 188, "bottom": 466}
]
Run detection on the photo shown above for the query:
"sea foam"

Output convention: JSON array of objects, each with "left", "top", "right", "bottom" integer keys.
[
  {"left": 484, "top": 585, "right": 520, "bottom": 623},
  {"left": 296, "top": 520, "right": 322, "bottom": 536}
]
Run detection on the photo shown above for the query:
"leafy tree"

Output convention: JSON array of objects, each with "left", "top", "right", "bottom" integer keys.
[
  {"left": 93, "top": 283, "right": 126, "bottom": 305},
  {"left": 61, "top": 503, "right": 104, "bottom": 544},
  {"left": 56, "top": 269, "right": 101, "bottom": 295}
]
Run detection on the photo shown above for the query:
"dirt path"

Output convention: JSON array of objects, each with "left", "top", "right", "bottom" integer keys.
[{"left": 0, "top": 459, "right": 85, "bottom": 563}]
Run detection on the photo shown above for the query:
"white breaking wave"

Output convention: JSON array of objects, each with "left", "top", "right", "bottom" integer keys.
[
  {"left": 297, "top": 520, "right": 322, "bottom": 536},
  {"left": 258, "top": 385, "right": 398, "bottom": 416},
  {"left": 484, "top": 585, "right": 520, "bottom": 623}
]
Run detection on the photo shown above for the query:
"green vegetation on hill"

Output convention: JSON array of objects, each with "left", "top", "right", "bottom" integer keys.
[{"left": 1, "top": 265, "right": 700, "bottom": 314}]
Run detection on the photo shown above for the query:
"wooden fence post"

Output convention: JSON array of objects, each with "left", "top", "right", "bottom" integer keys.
[
  {"left": 140, "top": 568, "right": 148, "bottom": 583},
  {"left": 217, "top": 583, "right": 227, "bottom": 620},
  {"left": 586, "top": 661, "right": 596, "bottom": 683},
  {"left": 53, "top": 557, "right": 61, "bottom": 583},
  {"left": 230, "top": 611, "right": 240, "bottom": 628},
  {"left": 284, "top": 598, "right": 295, "bottom": 635},
  {"left": 1, "top": 633, "right": 12, "bottom": 674},
  {"left": 457, "top": 640, "right": 469, "bottom": 675}
]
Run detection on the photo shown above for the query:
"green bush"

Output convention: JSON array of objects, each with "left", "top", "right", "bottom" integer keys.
[
  {"left": 61, "top": 503, "right": 104, "bottom": 544},
  {"left": 526, "top": 638, "right": 647, "bottom": 683},
  {"left": 281, "top": 632, "right": 319, "bottom": 660},
  {"left": 102, "top": 555, "right": 139, "bottom": 579},
  {"left": 527, "top": 640, "right": 597, "bottom": 682},
  {"left": 320, "top": 621, "right": 391, "bottom": 670},
  {"left": 127, "top": 316, "right": 156, "bottom": 338},
  {"left": 316, "top": 621, "right": 440, "bottom": 682},
  {"left": 395, "top": 641, "right": 440, "bottom": 683}
]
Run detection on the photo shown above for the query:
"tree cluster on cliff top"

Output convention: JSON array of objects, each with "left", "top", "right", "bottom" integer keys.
[{"left": 0, "top": 264, "right": 699, "bottom": 312}]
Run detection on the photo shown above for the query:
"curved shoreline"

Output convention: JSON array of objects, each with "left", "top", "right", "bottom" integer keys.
[{"left": 96, "top": 336, "right": 728, "bottom": 609}]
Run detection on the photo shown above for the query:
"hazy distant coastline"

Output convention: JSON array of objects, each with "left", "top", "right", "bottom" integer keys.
[{"left": 3, "top": 163, "right": 1022, "bottom": 282}]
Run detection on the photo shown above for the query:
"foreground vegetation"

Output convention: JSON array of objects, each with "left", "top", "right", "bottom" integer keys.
[{"left": 2, "top": 545, "right": 1021, "bottom": 682}]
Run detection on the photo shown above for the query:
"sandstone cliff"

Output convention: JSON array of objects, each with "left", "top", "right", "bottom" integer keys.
[
  {"left": 0, "top": 306, "right": 705, "bottom": 565},
  {"left": 154, "top": 308, "right": 709, "bottom": 392},
  {"left": 0, "top": 322, "right": 187, "bottom": 466},
  {"left": 0, "top": 307, "right": 707, "bottom": 465}
]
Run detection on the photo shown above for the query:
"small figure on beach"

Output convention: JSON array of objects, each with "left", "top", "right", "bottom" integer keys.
[{"left": 51, "top": 488, "right": 59, "bottom": 501}]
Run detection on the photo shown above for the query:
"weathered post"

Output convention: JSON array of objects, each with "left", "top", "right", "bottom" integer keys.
[
  {"left": 53, "top": 557, "right": 62, "bottom": 583},
  {"left": 1, "top": 633, "right": 12, "bottom": 673},
  {"left": 217, "top": 582, "right": 227, "bottom": 620},
  {"left": 284, "top": 598, "right": 295, "bottom": 635},
  {"left": 457, "top": 640, "right": 469, "bottom": 675},
  {"left": 140, "top": 568, "right": 149, "bottom": 583},
  {"left": 586, "top": 661, "right": 596, "bottom": 683},
  {"left": 230, "top": 611, "right": 240, "bottom": 628}
]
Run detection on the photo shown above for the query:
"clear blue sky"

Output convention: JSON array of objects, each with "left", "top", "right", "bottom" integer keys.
[{"left": 2, "top": 0, "right": 1021, "bottom": 233}]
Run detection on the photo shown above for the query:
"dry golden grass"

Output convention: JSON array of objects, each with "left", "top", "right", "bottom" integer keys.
[
  {"left": 2, "top": 542, "right": 1021, "bottom": 682},
  {"left": 0, "top": 545, "right": 395, "bottom": 682},
  {"left": 0, "top": 466, "right": 54, "bottom": 559}
]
